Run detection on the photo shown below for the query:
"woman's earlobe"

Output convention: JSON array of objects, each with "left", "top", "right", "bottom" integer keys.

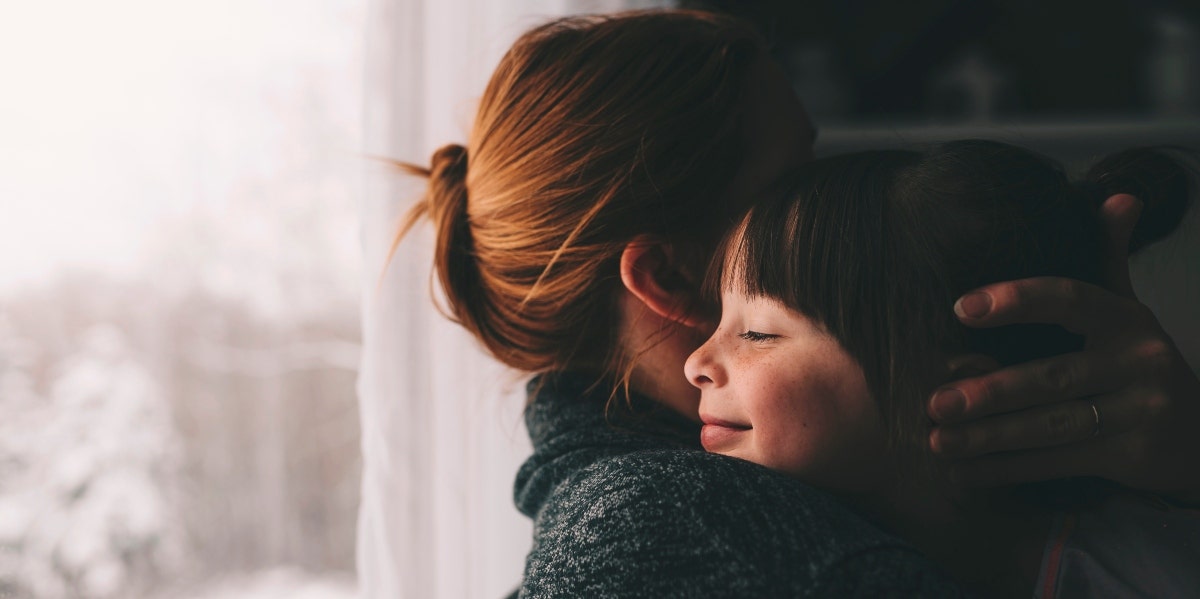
[{"left": 619, "top": 236, "right": 707, "bottom": 328}]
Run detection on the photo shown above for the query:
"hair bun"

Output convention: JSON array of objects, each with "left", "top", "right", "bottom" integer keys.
[
  {"left": 422, "top": 142, "right": 481, "bottom": 331},
  {"left": 427, "top": 143, "right": 470, "bottom": 229}
]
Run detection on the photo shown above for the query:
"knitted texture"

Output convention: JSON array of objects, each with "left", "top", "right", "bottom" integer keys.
[{"left": 512, "top": 373, "right": 972, "bottom": 598}]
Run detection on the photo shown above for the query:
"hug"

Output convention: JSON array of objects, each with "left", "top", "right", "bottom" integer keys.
[{"left": 396, "top": 9, "right": 1200, "bottom": 598}]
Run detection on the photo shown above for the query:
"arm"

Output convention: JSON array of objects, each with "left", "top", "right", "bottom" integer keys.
[{"left": 928, "top": 194, "right": 1200, "bottom": 502}]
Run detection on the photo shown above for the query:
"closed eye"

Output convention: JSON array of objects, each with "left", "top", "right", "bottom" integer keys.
[{"left": 738, "top": 330, "right": 778, "bottom": 343}]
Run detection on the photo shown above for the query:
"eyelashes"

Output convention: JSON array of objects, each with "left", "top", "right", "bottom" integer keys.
[{"left": 738, "top": 330, "right": 779, "bottom": 343}]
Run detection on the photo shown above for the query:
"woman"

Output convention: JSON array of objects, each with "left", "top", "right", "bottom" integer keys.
[{"left": 395, "top": 10, "right": 1200, "bottom": 596}]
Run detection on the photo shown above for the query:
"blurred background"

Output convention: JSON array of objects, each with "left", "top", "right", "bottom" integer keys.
[
  {"left": 2, "top": 1, "right": 1197, "bottom": 598},
  {"left": 691, "top": 0, "right": 1200, "bottom": 123},
  {"left": 2, "top": 1, "right": 363, "bottom": 597},
  {"left": 688, "top": 0, "right": 1200, "bottom": 171}
]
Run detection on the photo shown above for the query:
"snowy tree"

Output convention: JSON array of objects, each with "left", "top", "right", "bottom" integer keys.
[{"left": 0, "top": 323, "right": 183, "bottom": 598}]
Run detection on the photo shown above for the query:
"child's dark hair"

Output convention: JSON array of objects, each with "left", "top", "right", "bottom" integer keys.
[{"left": 713, "top": 140, "right": 1193, "bottom": 463}]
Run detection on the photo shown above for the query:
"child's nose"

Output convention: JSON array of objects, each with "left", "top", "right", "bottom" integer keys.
[{"left": 684, "top": 341, "right": 718, "bottom": 389}]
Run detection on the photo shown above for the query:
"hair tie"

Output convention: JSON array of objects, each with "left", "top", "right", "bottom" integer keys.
[{"left": 433, "top": 144, "right": 469, "bottom": 178}]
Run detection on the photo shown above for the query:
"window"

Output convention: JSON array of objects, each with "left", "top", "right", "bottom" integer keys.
[{"left": 1, "top": 2, "right": 364, "bottom": 597}]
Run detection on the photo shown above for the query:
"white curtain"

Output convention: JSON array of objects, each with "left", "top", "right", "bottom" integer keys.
[{"left": 357, "top": 1, "right": 670, "bottom": 598}]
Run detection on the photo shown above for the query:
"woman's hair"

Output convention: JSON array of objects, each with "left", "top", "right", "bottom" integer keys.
[
  {"left": 394, "top": 10, "right": 766, "bottom": 389},
  {"left": 715, "top": 139, "right": 1194, "bottom": 459}
]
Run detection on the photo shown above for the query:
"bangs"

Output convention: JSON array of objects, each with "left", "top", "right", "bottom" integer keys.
[
  {"left": 713, "top": 196, "right": 829, "bottom": 319},
  {"left": 709, "top": 151, "right": 917, "bottom": 338}
]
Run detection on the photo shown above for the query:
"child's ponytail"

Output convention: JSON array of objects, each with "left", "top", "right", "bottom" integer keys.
[{"left": 1082, "top": 147, "right": 1195, "bottom": 253}]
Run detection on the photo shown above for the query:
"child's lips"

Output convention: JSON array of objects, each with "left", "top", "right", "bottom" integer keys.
[{"left": 699, "top": 416, "right": 750, "bottom": 451}]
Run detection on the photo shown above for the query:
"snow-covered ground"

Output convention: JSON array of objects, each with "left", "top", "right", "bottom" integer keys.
[{"left": 159, "top": 568, "right": 356, "bottom": 599}]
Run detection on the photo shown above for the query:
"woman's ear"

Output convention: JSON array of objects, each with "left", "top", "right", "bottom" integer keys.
[{"left": 619, "top": 236, "right": 707, "bottom": 328}]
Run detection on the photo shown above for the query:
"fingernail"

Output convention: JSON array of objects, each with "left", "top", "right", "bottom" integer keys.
[
  {"left": 932, "top": 429, "right": 966, "bottom": 456},
  {"left": 955, "top": 292, "right": 992, "bottom": 319},
  {"left": 931, "top": 389, "right": 966, "bottom": 421}
]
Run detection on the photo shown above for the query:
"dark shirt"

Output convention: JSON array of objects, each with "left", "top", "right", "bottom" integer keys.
[{"left": 511, "top": 372, "right": 971, "bottom": 598}]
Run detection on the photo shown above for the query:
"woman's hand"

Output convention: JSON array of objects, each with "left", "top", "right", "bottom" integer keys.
[{"left": 928, "top": 194, "right": 1200, "bottom": 502}]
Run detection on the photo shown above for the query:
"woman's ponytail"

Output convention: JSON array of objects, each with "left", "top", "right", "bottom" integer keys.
[
  {"left": 429, "top": 145, "right": 485, "bottom": 329},
  {"left": 1083, "top": 147, "right": 1195, "bottom": 253}
]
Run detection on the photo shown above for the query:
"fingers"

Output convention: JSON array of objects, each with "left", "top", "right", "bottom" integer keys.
[
  {"left": 1097, "top": 193, "right": 1142, "bottom": 299},
  {"left": 928, "top": 350, "right": 1125, "bottom": 424},
  {"left": 953, "top": 276, "right": 1137, "bottom": 335},
  {"left": 930, "top": 398, "right": 1107, "bottom": 459},
  {"left": 930, "top": 385, "right": 1150, "bottom": 461},
  {"left": 940, "top": 385, "right": 1160, "bottom": 487}
]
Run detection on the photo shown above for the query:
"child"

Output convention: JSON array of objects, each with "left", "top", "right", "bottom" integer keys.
[{"left": 685, "top": 139, "right": 1200, "bottom": 598}]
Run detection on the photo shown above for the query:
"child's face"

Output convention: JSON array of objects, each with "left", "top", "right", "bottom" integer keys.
[{"left": 684, "top": 290, "right": 890, "bottom": 492}]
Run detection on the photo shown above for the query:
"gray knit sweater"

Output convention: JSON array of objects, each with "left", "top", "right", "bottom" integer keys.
[{"left": 511, "top": 373, "right": 972, "bottom": 598}]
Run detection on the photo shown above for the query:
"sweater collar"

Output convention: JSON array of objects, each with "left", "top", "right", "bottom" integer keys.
[
  {"left": 513, "top": 371, "right": 701, "bottom": 517},
  {"left": 524, "top": 372, "right": 701, "bottom": 449}
]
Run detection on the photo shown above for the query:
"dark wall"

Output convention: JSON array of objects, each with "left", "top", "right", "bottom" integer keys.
[{"left": 683, "top": 0, "right": 1200, "bottom": 124}]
